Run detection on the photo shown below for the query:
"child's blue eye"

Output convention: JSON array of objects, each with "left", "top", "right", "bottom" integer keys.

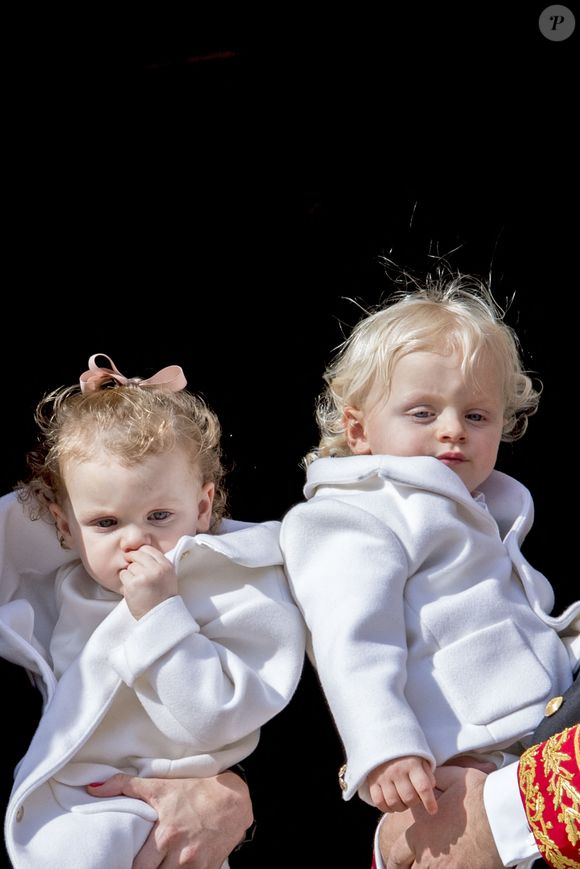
[{"left": 149, "top": 511, "right": 171, "bottom": 521}]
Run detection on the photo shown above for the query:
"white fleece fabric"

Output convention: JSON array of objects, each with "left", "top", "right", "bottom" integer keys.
[
  {"left": 280, "top": 455, "right": 580, "bottom": 803},
  {"left": 0, "top": 493, "right": 306, "bottom": 869}
]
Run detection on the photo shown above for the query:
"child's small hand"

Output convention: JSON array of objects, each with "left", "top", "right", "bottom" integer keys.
[
  {"left": 119, "top": 545, "right": 178, "bottom": 619},
  {"left": 368, "top": 755, "right": 438, "bottom": 815}
]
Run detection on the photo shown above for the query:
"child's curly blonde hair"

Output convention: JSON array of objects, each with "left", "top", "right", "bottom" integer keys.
[
  {"left": 306, "top": 270, "right": 541, "bottom": 465},
  {"left": 18, "top": 369, "right": 227, "bottom": 531}
]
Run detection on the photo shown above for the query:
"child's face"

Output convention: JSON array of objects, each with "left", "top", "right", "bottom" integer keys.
[
  {"left": 50, "top": 446, "right": 214, "bottom": 593},
  {"left": 345, "top": 350, "right": 505, "bottom": 493}
]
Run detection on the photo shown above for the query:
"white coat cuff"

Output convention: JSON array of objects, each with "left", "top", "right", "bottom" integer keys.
[
  {"left": 483, "top": 763, "right": 539, "bottom": 865},
  {"left": 109, "top": 596, "right": 199, "bottom": 685}
]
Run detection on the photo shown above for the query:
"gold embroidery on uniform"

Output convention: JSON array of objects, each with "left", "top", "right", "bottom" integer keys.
[{"left": 518, "top": 725, "right": 580, "bottom": 869}]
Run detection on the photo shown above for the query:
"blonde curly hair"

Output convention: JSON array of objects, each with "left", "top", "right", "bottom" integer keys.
[
  {"left": 306, "top": 270, "right": 540, "bottom": 464},
  {"left": 18, "top": 380, "right": 227, "bottom": 531}
]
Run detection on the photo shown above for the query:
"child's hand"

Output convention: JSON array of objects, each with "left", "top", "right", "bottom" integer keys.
[
  {"left": 119, "top": 545, "right": 178, "bottom": 619},
  {"left": 368, "top": 755, "right": 438, "bottom": 815}
]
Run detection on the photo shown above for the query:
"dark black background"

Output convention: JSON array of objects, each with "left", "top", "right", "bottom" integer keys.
[{"left": 2, "top": 6, "right": 576, "bottom": 866}]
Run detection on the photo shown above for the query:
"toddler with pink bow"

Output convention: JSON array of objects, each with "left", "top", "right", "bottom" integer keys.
[{"left": 2, "top": 354, "right": 305, "bottom": 869}]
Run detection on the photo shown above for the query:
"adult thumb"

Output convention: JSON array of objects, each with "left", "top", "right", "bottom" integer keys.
[
  {"left": 434, "top": 764, "right": 487, "bottom": 794},
  {"left": 433, "top": 765, "right": 467, "bottom": 792}
]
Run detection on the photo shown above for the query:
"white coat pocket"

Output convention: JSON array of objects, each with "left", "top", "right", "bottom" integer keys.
[{"left": 432, "top": 619, "right": 552, "bottom": 724}]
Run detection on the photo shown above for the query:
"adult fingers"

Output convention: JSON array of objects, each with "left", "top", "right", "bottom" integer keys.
[
  {"left": 443, "top": 755, "right": 496, "bottom": 773},
  {"left": 87, "top": 773, "right": 156, "bottom": 803},
  {"left": 132, "top": 826, "right": 164, "bottom": 869},
  {"left": 385, "top": 833, "right": 414, "bottom": 869},
  {"left": 432, "top": 765, "right": 468, "bottom": 791}
]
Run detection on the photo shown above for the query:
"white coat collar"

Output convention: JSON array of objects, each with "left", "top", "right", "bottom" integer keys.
[
  {"left": 167, "top": 518, "right": 283, "bottom": 568},
  {"left": 304, "top": 455, "right": 533, "bottom": 542}
]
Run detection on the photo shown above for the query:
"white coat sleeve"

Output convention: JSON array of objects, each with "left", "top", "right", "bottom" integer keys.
[
  {"left": 0, "top": 492, "right": 71, "bottom": 605},
  {"left": 0, "top": 492, "right": 74, "bottom": 671},
  {"left": 108, "top": 566, "right": 306, "bottom": 752},
  {"left": 280, "top": 498, "right": 434, "bottom": 802}
]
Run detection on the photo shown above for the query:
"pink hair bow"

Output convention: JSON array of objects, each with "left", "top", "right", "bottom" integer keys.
[{"left": 79, "top": 354, "right": 187, "bottom": 394}]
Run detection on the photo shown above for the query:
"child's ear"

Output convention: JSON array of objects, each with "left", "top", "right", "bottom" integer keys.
[
  {"left": 195, "top": 482, "right": 215, "bottom": 533},
  {"left": 48, "top": 503, "right": 74, "bottom": 548},
  {"left": 343, "top": 407, "right": 372, "bottom": 455}
]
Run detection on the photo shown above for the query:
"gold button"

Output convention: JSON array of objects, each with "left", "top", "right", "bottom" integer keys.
[
  {"left": 179, "top": 550, "right": 191, "bottom": 562},
  {"left": 544, "top": 695, "right": 564, "bottom": 716},
  {"left": 338, "top": 763, "right": 348, "bottom": 792},
  {"left": 15, "top": 805, "right": 24, "bottom": 822}
]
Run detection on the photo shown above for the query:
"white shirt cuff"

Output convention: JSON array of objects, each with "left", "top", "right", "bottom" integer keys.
[
  {"left": 483, "top": 763, "right": 539, "bottom": 865},
  {"left": 373, "top": 815, "right": 386, "bottom": 869}
]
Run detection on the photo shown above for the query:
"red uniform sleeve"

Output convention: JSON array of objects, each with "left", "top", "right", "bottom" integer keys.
[{"left": 518, "top": 724, "right": 580, "bottom": 868}]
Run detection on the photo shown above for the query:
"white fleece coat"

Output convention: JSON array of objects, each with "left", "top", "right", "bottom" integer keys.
[
  {"left": 280, "top": 455, "right": 580, "bottom": 803},
  {"left": 0, "top": 492, "right": 306, "bottom": 869}
]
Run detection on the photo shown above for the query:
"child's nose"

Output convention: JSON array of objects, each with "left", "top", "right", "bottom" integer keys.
[
  {"left": 121, "top": 525, "right": 151, "bottom": 551},
  {"left": 437, "top": 411, "right": 466, "bottom": 442}
]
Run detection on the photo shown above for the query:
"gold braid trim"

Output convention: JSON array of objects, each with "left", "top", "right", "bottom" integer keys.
[{"left": 518, "top": 725, "right": 580, "bottom": 869}]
